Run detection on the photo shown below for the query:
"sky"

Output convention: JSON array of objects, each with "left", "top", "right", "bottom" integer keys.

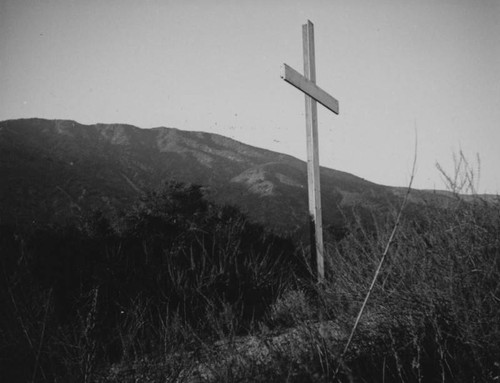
[{"left": 1, "top": 0, "right": 499, "bottom": 193}]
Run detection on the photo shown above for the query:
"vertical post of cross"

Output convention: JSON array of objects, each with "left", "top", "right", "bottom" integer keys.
[
  {"left": 281, "top": 20, "right": 339, "bottom": 283},
  {"left": 303, "top": 21, "right": 324, "bottom": 281}
]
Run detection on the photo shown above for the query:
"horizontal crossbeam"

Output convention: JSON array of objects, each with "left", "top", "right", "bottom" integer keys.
[{"left": 281, "top": 63, "right": 339, "bottom": 115}]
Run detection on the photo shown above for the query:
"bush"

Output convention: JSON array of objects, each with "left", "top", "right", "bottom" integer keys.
[{"left": 0, "top": 182, "right": 301, "bottom": 382}]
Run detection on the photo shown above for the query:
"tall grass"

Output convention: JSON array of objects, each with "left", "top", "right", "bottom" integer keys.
[
  {"left": 0, "top": 182, "right": 303, "bottom": 382},
  {"left": 266, "top": 153, "right": 500, "bottom": 382},
  {"left": 1, "top": 173, "right": 499, "bottom": 382},
  {"left": 322, "top": 196, "right": 500, "bottom": 382}
]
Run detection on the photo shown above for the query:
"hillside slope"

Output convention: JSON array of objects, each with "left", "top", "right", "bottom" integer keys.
[{"left": 0, "top": 118, "right": 454, "bottom": 232}]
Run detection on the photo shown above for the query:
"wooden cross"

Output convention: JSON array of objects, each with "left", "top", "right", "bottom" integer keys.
[{"left": 281, "top": 20, "right": 339, "bottom": 282}]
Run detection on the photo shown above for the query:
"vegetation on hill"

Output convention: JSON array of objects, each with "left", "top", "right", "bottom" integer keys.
[{"left": 1, "top": 180, "right": 500, "bottom": 381}]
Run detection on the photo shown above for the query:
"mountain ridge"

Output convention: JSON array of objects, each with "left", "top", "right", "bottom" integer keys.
[{"left": 0, "top": 118, "right": 475, "bottom": 234}]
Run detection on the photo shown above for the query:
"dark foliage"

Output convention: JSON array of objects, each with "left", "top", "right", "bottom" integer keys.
[
  {"left": 2, "top": 180, "right": 499, "bottom": 382},
  {"left": 0, "top": 181, "right": 302, "bottom": 382}
]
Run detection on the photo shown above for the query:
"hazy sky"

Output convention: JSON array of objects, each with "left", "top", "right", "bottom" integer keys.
[{"left": 1, "top": 0, "right": 499, "bottom": 193}]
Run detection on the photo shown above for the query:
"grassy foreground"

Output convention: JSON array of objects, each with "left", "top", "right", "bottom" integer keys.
[{"left": 1, "top": 181, "right": 499, "bottom": 382}]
